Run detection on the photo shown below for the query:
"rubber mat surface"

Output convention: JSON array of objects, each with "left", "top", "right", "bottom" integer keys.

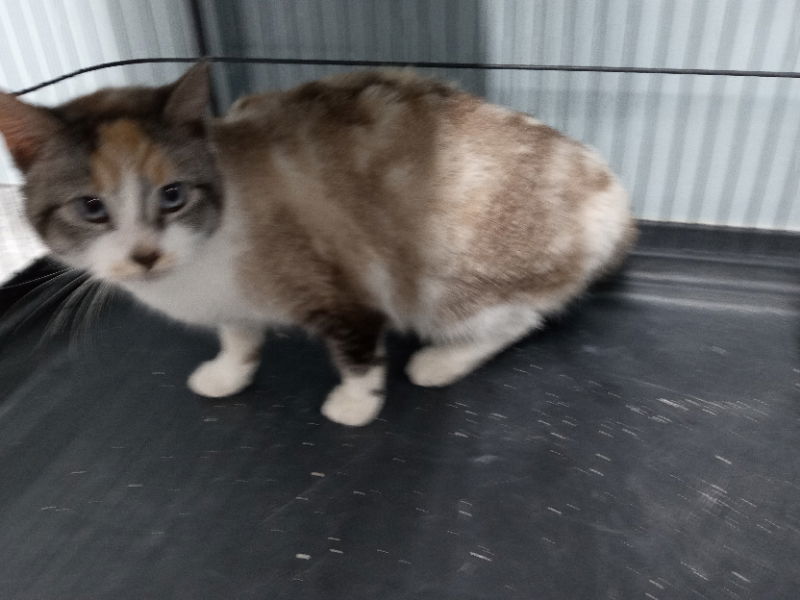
[{"left": 0, "top": 241, "right": 797, "bottom": 599}]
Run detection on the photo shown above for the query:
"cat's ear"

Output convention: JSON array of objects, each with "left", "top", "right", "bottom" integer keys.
[
  {"left": 163, "top": 61, "right": 211, "bottom": 124},
  {"left": 0, "top": 92, "right": 62, "bottom": 172}
]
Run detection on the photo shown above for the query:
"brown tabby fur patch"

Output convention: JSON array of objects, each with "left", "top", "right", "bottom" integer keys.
[{"left": 91, "top": 119, "right": 175, "bottom": 193}]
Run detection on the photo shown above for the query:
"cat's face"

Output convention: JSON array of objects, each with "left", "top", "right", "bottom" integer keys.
[{"left": 0, "top": 63, "right": 221, "bottom": 284}]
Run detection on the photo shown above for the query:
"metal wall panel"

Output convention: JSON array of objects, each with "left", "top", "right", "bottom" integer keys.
[
  {"left": 1, "top": 0, "right": 798, "bottom": 230},
  {"left": 200, "top": 0, "right": 800, "bottom": 231},
  {"left": 0, "top": 0, "right": 198, "bottom": 185}
]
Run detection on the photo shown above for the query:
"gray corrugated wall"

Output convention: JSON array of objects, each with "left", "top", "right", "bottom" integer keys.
[
  {"left": 201, "top": 0, "right": 800, "bottom": 231},
  {"left": 1, "top": 0, "right": 798, "bottom": 231},
  {"left": 0, "top": 0, "right": 199, "bottom": 186}
]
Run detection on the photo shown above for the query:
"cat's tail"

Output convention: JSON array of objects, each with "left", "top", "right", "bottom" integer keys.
[{"left": 580, "top": 176, "right": 637, "bottom": 281}]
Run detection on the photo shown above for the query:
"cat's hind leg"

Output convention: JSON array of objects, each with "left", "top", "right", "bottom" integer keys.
[
  {"left": 407, "top": 303, "right": 542, "bottom": 387},
  {"left": 188, "top": 324, "right": 265, "bottom": 397},
  {"left": 305, "top": 306, "right": 387, "bottom": 427},
  {"left": 322, "top": 362, "right": 385, "bottom": 427}
]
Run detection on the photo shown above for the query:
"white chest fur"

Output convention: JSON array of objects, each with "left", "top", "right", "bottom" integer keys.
[{"left": 120, "top": 235, "right": 259, "bottom": 328}]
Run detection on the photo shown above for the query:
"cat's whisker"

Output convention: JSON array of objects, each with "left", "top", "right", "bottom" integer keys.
[
  {"left": 68, "top": 277, "right": 101, "bottom": 331},
  {"left": 3, "top": 268, "right": 84, "bottom": 335},
  {"left": 86, "top": 281, "right": 111, "bottom": 331},
  {"left": 2, "top": 267, "right": 77, "bottom": 316},
  {"left": 67, "top": 278, "right": 101, "bottom": 351},
  {"left": 72, "top": 278, "right": 110, "bottom": 349},
  {"left": 35, "top": 276, "right": 88, "bottom": 337},
  {"left": 0, "top": 266, "right": 71, "bottom": 290},
  {"left": 34, "top": 273, "right": 93, "bottom": 347}
]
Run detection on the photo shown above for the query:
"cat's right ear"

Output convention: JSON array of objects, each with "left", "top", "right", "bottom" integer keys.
[
  {"left": 163, "top": 61, "right": 211, "bottom": 125},
  {"left": 0, "top": 92, "right": 61, "bottom": 172}
]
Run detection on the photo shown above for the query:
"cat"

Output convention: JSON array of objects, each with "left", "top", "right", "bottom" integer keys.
[{"left": 0, "top": 63, "right": 635, "bottom": 426}]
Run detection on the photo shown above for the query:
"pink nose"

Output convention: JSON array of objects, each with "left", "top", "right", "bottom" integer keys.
[{"left": 130, "top": 248, "right": 161, "bottom": 270}]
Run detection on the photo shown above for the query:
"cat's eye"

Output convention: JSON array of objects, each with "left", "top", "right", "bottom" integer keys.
[
  {"left": 159, "top": 182, "right": 187, "bottom": 213},
  {"left": 75, "top": 196, "right": 109, "bottom": 224}
]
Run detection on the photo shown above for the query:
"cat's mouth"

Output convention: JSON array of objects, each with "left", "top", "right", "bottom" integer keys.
[
  {"left": 107, "top": 269, "right": 170, "bottom": 284},
  {"left": 105, "top": 256, "right": 177, "bottom": 283},
  {"left": 139, "top": 269, "right": 171, "bottom": 281}
]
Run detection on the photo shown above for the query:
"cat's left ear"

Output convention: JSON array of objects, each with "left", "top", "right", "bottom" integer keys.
[
  {"left": 0, "top": 92, "right": 62, "bottom": 172},
  {"left": 163, "top": 61, "right": 211, "bottom": 124}
]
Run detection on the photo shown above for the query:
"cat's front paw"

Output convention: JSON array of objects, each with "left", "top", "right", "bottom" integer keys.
[
  {"left": 321, "top": 383, "right": 383, "bottom": 427},
  {"left": 187, "top": 358, "right": 257, "bottom": 398}
]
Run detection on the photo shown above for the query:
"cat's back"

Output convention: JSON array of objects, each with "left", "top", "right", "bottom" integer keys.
[
  {"left": 215, "top": 69, "right": 617, "bottom": 217},
  {"left": 213, "top": 71, "right": 633, "bottom": 327},
  {"left": 224, "top": 69, "right": 458, "bottom": 126},
  {"left": 211, "top": 69, "right": 599, "bottom": 228},
  {"left": 214, "top": 69, "right": 462, "bottom": 184},
  {"left": 211, "top": 69, "right": 477, "bottom": 267}
]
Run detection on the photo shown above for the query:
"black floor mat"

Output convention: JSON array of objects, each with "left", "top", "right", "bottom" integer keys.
[{"left": 0, "top": 232, "right": 798, "bottom": 600}]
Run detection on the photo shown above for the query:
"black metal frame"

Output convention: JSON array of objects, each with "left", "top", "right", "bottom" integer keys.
[{"left": 13, "top": 55, "right": 800, "bottom": 97}]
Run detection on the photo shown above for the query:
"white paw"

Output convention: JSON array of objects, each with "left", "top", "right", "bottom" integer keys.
[
  {"left": 321, "top": 382, "right": 384, "bottom": 427},
  {"left": 187, "top": 358, "right": 258, "bottom": 398},
  {"left": 406, "top": 347, "right": 475, "bottom": 387}
]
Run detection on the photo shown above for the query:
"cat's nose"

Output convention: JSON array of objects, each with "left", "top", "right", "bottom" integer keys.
[{"left": 130, "top": 247, "right": 162, "bottom": 270}]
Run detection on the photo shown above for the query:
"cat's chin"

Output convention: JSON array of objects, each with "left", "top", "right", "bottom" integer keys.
[{"left": 106, "top": 269, "right": 172, "bottom": 285}]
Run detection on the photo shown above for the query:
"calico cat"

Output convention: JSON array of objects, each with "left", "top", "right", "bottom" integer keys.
[{"left": 0, "top": 63, "right": 635, "bottom": 426}]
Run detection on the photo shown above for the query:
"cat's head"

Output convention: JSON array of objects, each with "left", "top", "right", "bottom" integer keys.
[{"left": 0, "top": 63, "right": 221, "bottom": 283}]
